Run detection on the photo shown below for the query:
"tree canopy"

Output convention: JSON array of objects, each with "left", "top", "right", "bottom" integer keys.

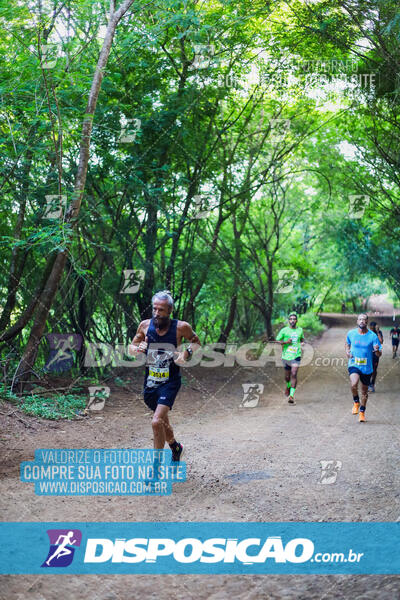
[{"left": 1, "top": 0, "right": 399, "bottom": 387}]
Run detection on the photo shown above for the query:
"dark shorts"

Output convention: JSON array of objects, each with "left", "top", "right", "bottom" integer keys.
[
  {"left": 348, "top": 367, "right": 371, "bottom": 386},
  {"left": 372, "top": 354, "right": 380, "bottom": 366},
  {"left": 282, "top": 357, "right": 301, "bottom": 370},
  {"left": 143, "top": 377, "right": 181, "bottom": 412},
  {"left": 392, "top": 339, "right": 399, "bottom": 347}
]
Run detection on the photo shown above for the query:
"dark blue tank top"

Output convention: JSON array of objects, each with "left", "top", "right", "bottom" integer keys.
[{"left": 144, "top": 318, "right": 180, "bottom": 387}]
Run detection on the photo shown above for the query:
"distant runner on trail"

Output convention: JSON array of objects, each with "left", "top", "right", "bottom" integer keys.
[
  {"left": 345, "top": 313, "right": 382, "bottom": 423},
  {"left": 129, "top": 290, "right": 200, "bottom": 461},
  {"left": 389, "top": 323, "right": 400, "bottom": 359},
  {"left": 368, "top": 321, "right": 383, "bottom": 393},
  {"left": 275, "top": 313, "right": 305, "bottom": 405}
]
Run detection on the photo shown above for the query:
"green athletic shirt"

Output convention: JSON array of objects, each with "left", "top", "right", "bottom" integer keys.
[{"left": 276, "top": 326, "right": 304, "bottom": 360}]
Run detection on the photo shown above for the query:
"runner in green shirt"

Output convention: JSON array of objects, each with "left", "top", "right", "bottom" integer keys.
[{"left": 275, "top": 313, "right": 304, "bottom": 404}]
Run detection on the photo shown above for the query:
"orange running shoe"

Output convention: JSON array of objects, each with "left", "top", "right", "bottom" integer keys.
[
  {"left": 352, "top": 402, "right": 360, "bottom": 415},
  {"left": 359, "top": 411, "right": 366, "bottom": 423}
]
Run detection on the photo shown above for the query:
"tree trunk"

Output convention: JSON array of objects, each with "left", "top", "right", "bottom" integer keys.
[
  {"left": 0, "top": 149, "right": 33, "bottom": 333},
  {"left": 182, "top": 206, "right": 226, "bottom": 320},
  {"left": 0, "top": 252, "right": 58, "bottom": 343},
  {"left": 218, "top": 231, "right": 240, "bottom": 344},
  {"left": 218, "top": 294, "right": 237, "bottom": 344},
  {"left": 11, "top": 0, "right": 136, "bottom": 392},
  {"left": 165, "top": 181, "right": 198, "bottom": 288},
  {"left": 12, "top": 251, "right": 68, "bottom": 391},
  {"left": 265, "top": 260, "right": 274, "bottom": 339},
  {"left": 137, "top": 198, "right": 157, "bottom": 319},
  {"left": 316, "top": 284, "right": 334, "bottom": 314},
  {"left": 263, "top": 311, "right": 273, "bottom": 340}
]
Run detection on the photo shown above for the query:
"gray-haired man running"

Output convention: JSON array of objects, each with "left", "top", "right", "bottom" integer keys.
[{"left": 129, "top": 290, "right": 200, "bottom": 461}]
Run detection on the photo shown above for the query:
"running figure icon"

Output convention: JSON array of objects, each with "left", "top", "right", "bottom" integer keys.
[{"left": 45, "top": 531, "right": 77, "bottom": 566}]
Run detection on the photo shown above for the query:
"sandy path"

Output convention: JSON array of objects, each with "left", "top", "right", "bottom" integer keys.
[{"left": 1, "top": 322, "right": 399, "bottom": 599}]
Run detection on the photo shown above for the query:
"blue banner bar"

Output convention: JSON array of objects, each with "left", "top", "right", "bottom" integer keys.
[{"left": 0, "top": 522, "right": 398, "bottom": 574}]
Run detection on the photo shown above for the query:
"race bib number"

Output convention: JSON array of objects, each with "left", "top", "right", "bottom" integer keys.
[
  {"left": 354, "top": 357, "right": 367, "bottom": 366},
  {"left": 148, "top": 366, "right": 169, "bottom": 385},
  {"left": 287, "top": 345, "right": 297, "bottom": 355}
]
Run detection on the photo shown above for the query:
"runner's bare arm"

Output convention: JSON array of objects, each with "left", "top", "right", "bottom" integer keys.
[
  {"left": 128, "top": 320, "right": 150, "bottom": 355},
  {"left": 373, "top": 344, "right": 382, "bottom": 357},
  {"left": 345, "top": 342, "right": 352, "bottom": 358},
  {"left": 176, "top": 321, "right": 201, "bottom": 362},
  {"left": 178, "top": 321, "right": 201, "bottom": 345}
]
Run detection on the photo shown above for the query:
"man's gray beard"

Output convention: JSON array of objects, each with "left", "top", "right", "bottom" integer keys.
[{"left": 154, "top": 316, "right": 169, "bottom": 329}]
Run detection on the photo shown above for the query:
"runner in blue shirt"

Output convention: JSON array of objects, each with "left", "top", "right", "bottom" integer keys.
[{"left": 345, "top": 313, "right": 382, "bottom": 422}]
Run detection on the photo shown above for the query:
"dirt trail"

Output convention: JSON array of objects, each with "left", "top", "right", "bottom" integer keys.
[
  {"left": 367, "top": 293, "right": 400, "bottom": 315},
  {"left": 1, "top": 322, "right": 400, "bottom": 599}
]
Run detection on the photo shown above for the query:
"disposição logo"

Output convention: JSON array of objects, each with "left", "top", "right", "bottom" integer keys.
[{"left": 41, "top": 529, "right": 82, "bottom": 567}]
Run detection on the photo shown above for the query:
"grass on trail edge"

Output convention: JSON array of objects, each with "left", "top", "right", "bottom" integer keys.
[{"left": 0, "top": 384, "right": 86, "bottom": 420}]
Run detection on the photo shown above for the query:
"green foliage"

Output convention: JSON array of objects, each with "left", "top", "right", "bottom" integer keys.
[
  {"left": 20, "top": 393, "right": 86, "bottom": 420},
  {"left": 297, "top": 312, "right": 325, "bottom": 336},
  {"left": 0, "top": 384, "right": 86, "bottom": 419},
  {"left": 0, "top": 384, "right": 20, "bottom": 404},
  {"left": 0, "top": 0, "right": 399, "bottom": 373}
]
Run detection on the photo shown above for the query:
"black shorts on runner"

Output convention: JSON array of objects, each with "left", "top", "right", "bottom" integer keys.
[
  {"left": 372, "top": 354, "right": 379, "bottom": 366},
  {"left": 392, "top": 339, "right": 399, "bottom": 348},
  {"left": 282, "top": 357, "right": 301, "bottom": 370},
  {"left": 143, "top": 377, "right": 181, "bottom": 412},
  {"left": 348, "top": 367, "right": 371, "bottom": 386}
]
